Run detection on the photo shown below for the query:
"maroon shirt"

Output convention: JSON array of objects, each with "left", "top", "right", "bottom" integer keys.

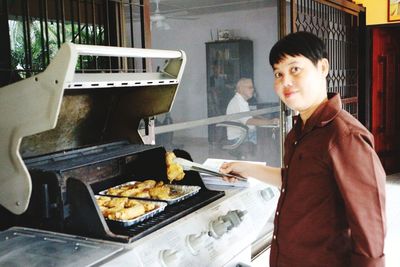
[{"left": 270, "top": 93, "right": 386, "bottom": 267}]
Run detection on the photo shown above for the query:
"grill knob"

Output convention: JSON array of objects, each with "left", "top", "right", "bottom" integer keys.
[
  {"left": 159, "top": 249, "right": 183, "bottom": 267},
  {"left": 208, "top": 210, "right": 247, "bottom": 239},
  {"left": 186, "top": 232, "right": 207, "bottom": 255}
]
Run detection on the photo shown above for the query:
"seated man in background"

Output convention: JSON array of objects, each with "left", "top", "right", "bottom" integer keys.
[{"left": 226, "top": 78, "right": 278, "bottom": 145}]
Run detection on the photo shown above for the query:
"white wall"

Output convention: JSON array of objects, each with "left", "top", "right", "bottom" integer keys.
[{"left": 150, "top": 6, "right": 279, "bottom": 138}]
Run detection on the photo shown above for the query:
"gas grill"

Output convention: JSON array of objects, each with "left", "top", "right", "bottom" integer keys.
[
  {"left": 18, "top": 141, "right": 223, "bottom": 243},
  {"left": 0, "top": 43, "right": 279, "bottom": 266}
]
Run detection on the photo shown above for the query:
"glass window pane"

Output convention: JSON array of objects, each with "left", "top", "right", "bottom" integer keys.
[{"left": 147, "top": 2, "right": 281, "bottom": 165}]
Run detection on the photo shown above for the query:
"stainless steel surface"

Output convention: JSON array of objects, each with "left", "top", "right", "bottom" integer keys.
[
  {"left": 100, "top": 179, "right": 279, "bottom": 267},
  {"left": 0, "top": 227, "right": 123, "bottom": 267}
]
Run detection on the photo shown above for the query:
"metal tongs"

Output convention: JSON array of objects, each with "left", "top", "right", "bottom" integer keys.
[{"left": 173, "top": 157, "right": 247, "bottom": 182}]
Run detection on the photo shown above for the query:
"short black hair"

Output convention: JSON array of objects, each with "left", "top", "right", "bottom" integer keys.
[{"left": 269, "top": 31, "right": 328, "bottom": 67}]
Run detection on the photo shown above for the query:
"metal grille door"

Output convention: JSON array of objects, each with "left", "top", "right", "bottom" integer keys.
[
  {"left": 1, "top": 0, "right": 147, "bottom": 83},
  {"left": 291, "top": 0, "right": 365, "bottom": 118}
]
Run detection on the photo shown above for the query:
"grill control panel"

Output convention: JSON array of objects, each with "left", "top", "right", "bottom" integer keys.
[
  {"left": 102, "top": 179, "right": 279, "bottom": 267},
  {"left": 208, "top": 210, "right": 247, "bottom": 239},
  {"left": 186, "top": 232, "right": 208, "bottom": 255}
]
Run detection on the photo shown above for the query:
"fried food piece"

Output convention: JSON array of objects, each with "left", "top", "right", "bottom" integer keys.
[
  {"left": 149, "top": 185, "right": 171, "bottom": 200},
  {"left": 167, "top": 164, "right": 185, "bottom": 182},
  {"left": 142, "top": 202, "right": 156, "bottom": 212},
  {"left": 99, "top": 206, "right": 109, "bottom": 215},
  {"left": 107, "top": 197, "right": 127, "bottom": 209},
  {"left": 107, "top": 187, "right": 126, "bottom": 196},
  {"left": 134, "top": 191, "right": 151, "bottom": 198},
  {"left": 127, "top": 199, "right": 155, "bottom": 212},
  {"left": 120, "top": 188, "right": 142, "bottom": 197},
  {"left": 166, "top": 151, "right": 176, "bottom": 164},
  {"left": 137, "top": 180, "right": 157, "bottom": 189},
  {"left": 98, "top": 198, "right": 147, "bottom": 221},
  {"left": 114, "top": 204, "right": 146, "bottom": 220},
  {"left": 126, "top": 199, "right": 140, "bottom": 207},
  {"left": 102, "top": 206, "right": 120, "bottom": 219},
  {"left": 165, "top": 151, "right": 185, "bottom": 183},
  {"left": 96, "top": 196, "right": 111, "bottom": 206}
]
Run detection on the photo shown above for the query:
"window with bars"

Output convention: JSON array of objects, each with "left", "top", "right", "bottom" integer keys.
[
  {"left": 291, "top": 0, "right": 362, "bottom": 118},
  {"left": 2, "top": 0, "right": 144, "bottom": 80}
]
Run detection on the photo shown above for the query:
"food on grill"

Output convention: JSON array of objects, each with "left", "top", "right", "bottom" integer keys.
[
  {"left": 97, "top": 196, "right": 112, "bottom": 206},
  {"left": 134, "top": 191, "right": 151, "bottom": 198},
  {"left": 165, "top": 151, "right": 185, "bottom": 183},
  {"left": 149, "top": 185, "right": 171, "bottom": 199},
  {"left": 120, "top": 188, "right": 142, "bottom": 197},
  {"left": 104, "top": 179, "right": 178, "bottom": 200},
  {"left": 136, "top": 179, "right": 157, "bottom": 189},
  {"left": 100, "top": 182, "right": 201, "bottom": 204},
  {"left": 96, "top": 196, "right": 156, "bottom": 221},
  {"left": 108, "top": 197, "right": 127, "bottom": 209}
]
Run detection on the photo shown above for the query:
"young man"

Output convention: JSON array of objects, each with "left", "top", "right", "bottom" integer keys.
[
  {"left": 220, "top": 32, "right": 386, "bottom": 266},
  {"left": 226, "top": 78, "right": 278, "bottom": 144}
]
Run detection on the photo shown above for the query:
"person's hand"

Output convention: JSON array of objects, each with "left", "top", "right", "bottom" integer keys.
[{"left": 219, "top": 162, "right": 250, "bottom": 183}]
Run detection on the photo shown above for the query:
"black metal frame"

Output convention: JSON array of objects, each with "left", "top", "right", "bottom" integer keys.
[
  {"left": 290, "top": 0, "right": 366, "bottom": 119},
  {"left": 0, "top": 0, "right": 150, "bottom": 85},
  {"left": 0, "top": 1, "right": 12, "bottom": 86},
  {"left": 1, "top": 142, "right": 224, "bottom": 242}
]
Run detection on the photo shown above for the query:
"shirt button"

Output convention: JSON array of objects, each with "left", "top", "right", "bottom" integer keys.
[
  {"left": 285, "top": 165, "right": 289, "bottom": 168},
  {"left": 276, "top": 211, "right": 279, "bottom": 216},
  {"left": 281, "top": 188, "right": 285, "bottom": 193},
  {"left": 273, "top": 235, "right": 277, "bottom": 240},
  {"left": 294, "top": 141, "right": 298, "bottom": 146}
]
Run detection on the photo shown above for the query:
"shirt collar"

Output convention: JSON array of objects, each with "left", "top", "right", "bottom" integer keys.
[
  {"left": 235, "top": 92, "right": 247, "bottom": 103},
  {"left": 294, "top": 92, "right": 342, "bottom": 136}
]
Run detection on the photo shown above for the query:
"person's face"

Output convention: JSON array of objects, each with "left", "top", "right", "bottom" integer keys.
[
  {"left": 239, "top": 80, "right": 254, "bottom": 100},
  {"left": 272, "top": 55, "right": 329, "bottom": 112}
]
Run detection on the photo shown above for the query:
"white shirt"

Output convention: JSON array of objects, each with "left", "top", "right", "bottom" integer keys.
[{"left": 226, "top": 93, "right": 255, "bottom": 140}]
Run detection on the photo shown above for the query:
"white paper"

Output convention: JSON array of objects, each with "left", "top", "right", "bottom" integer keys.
[
  {"left": 202, "top": 158, "right": 266, "bottom": 171},
  {"left": 200, "top": 158, "right": 266, "bottom": 189}
]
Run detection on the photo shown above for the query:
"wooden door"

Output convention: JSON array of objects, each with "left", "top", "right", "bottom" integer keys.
[{"left": 372, "top": 27, "right": 400, "bottom": 174}]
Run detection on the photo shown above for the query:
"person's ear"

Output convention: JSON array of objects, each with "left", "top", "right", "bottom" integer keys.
[{"left": 320, "top": 58, "right": 329, "bottom": 77}]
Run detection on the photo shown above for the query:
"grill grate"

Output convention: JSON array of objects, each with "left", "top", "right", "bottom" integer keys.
[{"left": 110, "top": 190, "right": 224, "bottom": 242}]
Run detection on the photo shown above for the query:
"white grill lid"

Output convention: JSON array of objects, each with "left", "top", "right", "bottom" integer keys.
[{"left": 0, "top": 43, "right": 186, "bottom": 214}]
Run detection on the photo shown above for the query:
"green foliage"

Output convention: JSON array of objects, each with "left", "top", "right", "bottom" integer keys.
[{"left": 9, "top": 18, "right": 104, "bottom": 77}]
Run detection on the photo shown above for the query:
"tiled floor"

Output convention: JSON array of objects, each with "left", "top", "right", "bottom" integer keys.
[{"left": 385, "top": 173, "right": 400, "bottom": 266}]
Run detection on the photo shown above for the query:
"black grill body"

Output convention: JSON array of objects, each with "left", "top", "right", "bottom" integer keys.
[{"left": 0, "top": 141, "right": 224, "bottom": 243}]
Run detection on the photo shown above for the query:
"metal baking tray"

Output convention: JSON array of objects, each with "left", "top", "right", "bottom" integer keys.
[
  {"left": 95, "top": 196, "right": 167, "bottom": 227},
  {"left": 98, "top": 181, "right": 201, "bottom": 204}
]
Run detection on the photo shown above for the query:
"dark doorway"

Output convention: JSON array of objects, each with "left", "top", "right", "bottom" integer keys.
[{"left": 371, "top": 26, "right": 400, "bottom": 174}]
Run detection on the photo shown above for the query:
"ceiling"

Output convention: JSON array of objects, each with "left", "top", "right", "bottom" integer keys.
[
  {"left": 120, "top": 0, "right": 276, "bottom": 17},
  {"left": 120, "top": 0, "right": 277, "bottom": 30},
  {"left": 150, "top": 0, "right": 276, "bottom": 16}
]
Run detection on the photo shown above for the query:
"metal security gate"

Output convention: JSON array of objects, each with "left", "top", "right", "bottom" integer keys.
[
  {"left": 0, "top": 0, "right": 151, "bottom": 86},
  {"left": 290, "top": 0, "right": 366, "bottom": 119}
]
